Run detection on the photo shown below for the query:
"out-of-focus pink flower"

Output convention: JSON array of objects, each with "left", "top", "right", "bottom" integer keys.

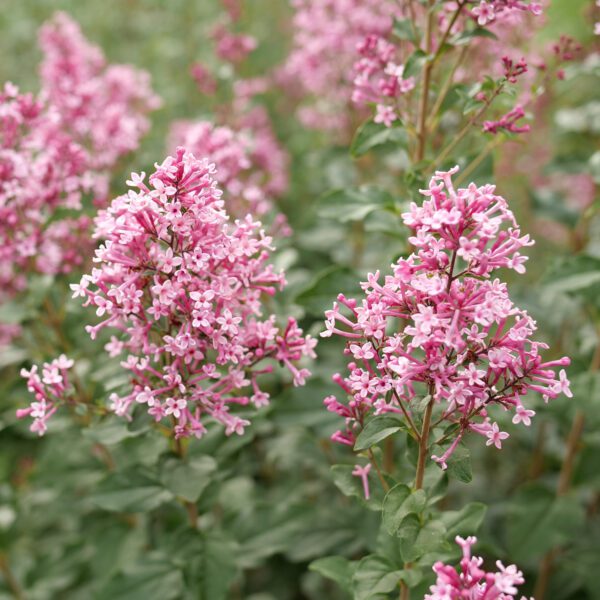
[
  {"left": 352, "top": 35, "right": 415, "bottom": 128},
  {"left": 0, "top": 12, "right": 159, "bottom": 315},
  {"left": 279, "top": 0, "right": 396, "bottom": 132},
  {"left": 212, "top": 24, "right": 257, "bottom": 64},
  {"left": 39, "top": 12, "right": 160, "bottom": 169},
  {"left": 483, "top": 105, "right": 530, "bottom": 134},
  {"left": 190, "top": 63, "right": 218, "bottom": 95}
]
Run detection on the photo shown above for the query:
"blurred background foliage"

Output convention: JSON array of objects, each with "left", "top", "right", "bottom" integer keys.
[{"left": 0, "top": 1, "right": 599, "bottom": 599}]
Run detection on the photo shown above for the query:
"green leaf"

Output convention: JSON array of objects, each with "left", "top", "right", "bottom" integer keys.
[
  {"left": 330, "top": 465, "right": 383, "bottom": 510},
  {"left": 97, "top": 557, "right": 184, "bottom": 600},
  {"left": 0, "top": 346, "right": 27, "bottom": 369},
  {"left": 318, "top": 186, "right": 397, "bottom": 223},
  {"left": 160, "top": 455, "right": 217, "bottom": 503},
  {"left": 309, "top": 556, "right": 356, "bottom": 593},
  {"left": 403, "top": 49, "right": 428, "bottom": 78},
  {"left": 432, "top": 443, "right": 472, "bottom": 483},
  {"left": 350, "top": 120, "right": 408, "bottom": 157},
  {"left": 92, "top": 468, "right": 174, "bottom": 512},
  {"left": 507, "top": 483, "right": 586, "bottom": 561},
  {"left": 544, "top": 255, "right": 600, "bottom": 304},
  {"left": 0, "top": 301, "right": 30, "bottom": 324},
  {"left": 397, "top": 514, "right": 421, "bottom": 562},
  {"left": 392, "top": 18, "right": 420, "bottom": 44},
  {"left": 354, "top": 415, "right": 405, "bottom": 451},
  {"left": 452, "top": 26, "right": 499, "bottom": 45},
  {"left": 190, "top": 532, "right": 238, "bottom": 600},
  {"left": 352, "top": 555, "right": 403, "bottom": 600},
  {"left": 440, "top": 502, "right": 487, "bottom": 538},
  {"left": 382, "top": 484, "right": 427, "bottom": 535},
  {"left": 83, "top": 418, "right": 142, "bottom": 445},
  {"left": 413, "top": 519, "right": 449, "bottom": 560},
  {"left": 295, "top": 265, "right": 361, "bottom": 316}
]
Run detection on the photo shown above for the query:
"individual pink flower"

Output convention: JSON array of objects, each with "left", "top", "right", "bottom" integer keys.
[
  {"left": 472, "top": 1, "right": 496, "bottom": 26},
  {"left": 321, "top": 167, "right": 571, "bottom": 469},
  {"left": 74, "top": 148, "right": 316, "bottom": 438},
  {"left": 352, "top": 463, "right": 372, "bottom": 500},
  {"left": 425, "top": 536, "right": 531, "bottom": 600}
]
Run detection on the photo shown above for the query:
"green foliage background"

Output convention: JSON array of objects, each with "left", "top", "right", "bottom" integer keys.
[{"left": 0, "top": 1, "right": 598, "bottom": 599}]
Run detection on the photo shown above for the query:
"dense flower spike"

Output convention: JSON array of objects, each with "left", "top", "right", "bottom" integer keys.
[
  {"left": 39, "top": 12, "right": 160, "bottom": 169},
  {"left": 74, "top": 148, "right": 315, "bottom": 438},
  {"left": 322, "top": 167, "right": 570, "bottom": 466},
  {"left": 425, "top": 536, "right": 532, "bottom": 600},
  {"left": 279, "top": 0, "right": 395, "bottom": 132},
  {"left": 17, "top": 355, "right": 74, "bottom": 436}
]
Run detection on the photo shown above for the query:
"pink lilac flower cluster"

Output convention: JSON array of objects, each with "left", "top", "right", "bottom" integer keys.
[
  {"left": 0, "top": 83, "right": 96, "bottom": 302},
  {"left": 502, "top": 56, "right": 529, "bottom": 84},
  {"left": 212, "top": 24, "right": 257, "bottom": 64},
  {"left": 352, "top": 35, "right": 415, "bottom": 128},
  {"left": 39, "top": 12, "right": 160, "bottom": 169},
  {"left": 470, "top": 0, "right": 542, "bottom": 27},
  {"left": 483, "top": 105, "right": 530, "bottom": 135},
  {"left": 72, "top": 148, "right": 315, "bottom": 439},
  {"left": 0, "top": 13, "right": 159, "bottom": 343},
  {"left": 279, "top": 0, "right": 396, "bottom": 132},
  {"left": 17, "top": 355, "right": 74, "bottom": 436},
  {"left": 190, "top": 63, "right": 218, "bottom": 96},
  {"left": 425, "top": 536, "right": 532, "bottom": 600},
  {"left": 322, "top": 167, "right": 571, "bottom": 467},
  {"left": 169, "top": 119, "right": 288, "bottom": 227}
]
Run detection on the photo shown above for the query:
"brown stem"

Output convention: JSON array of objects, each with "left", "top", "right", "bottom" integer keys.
[
  {"left": 430, "top": 1, "right": 466, "bottom": 66},
  {"left": 415, "top": 0, "right": 435, "bottom": 162},
  {"left": 528, "top": 420, "right": 547, "bottom": 479},
  {"left": 368, "top": 449, "right": 390, "bottom": 492},
  {"left": 0, "top": 555, "right": 24, "bottom": 600},
  {"left": 415, "top": 396, "right": 434, "bottom": 490},
  {"left": 383, "top": 437, "right": 395, "bottom": 473},
  {"left": 430, "top": 84, "right": 504, "bottom": 170},
  {"left": 173, "top": 432, "right": 199, "bottom": 528},
  {"left": 454, "top": 135, "right": 505, "bottom": 186},
  {"left": 400, "top": 581, "right": 410, "bottom": 600},
  {"left": 427, "top": 45, "right": 468, "bottom": 131}
]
